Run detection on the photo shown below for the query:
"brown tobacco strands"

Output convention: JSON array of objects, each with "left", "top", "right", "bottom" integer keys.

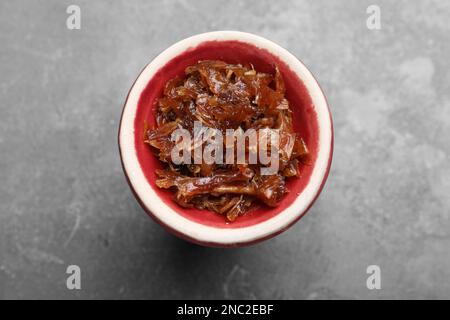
[{"left": 145, "top": 60, "right": 309, "bottom": 221}]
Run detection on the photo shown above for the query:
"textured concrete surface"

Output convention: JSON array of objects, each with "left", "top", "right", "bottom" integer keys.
[{"left": 1, "top": 0, "right": 450, "bottom": 299}]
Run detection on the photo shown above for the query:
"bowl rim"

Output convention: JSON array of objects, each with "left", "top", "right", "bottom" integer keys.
[{"left": 118, "top": 31, "right": 333, "bottom": 247}]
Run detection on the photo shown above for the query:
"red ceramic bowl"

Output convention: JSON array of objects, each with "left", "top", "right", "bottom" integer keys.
[{"left": 119, "top": 31, "right": 333, "bottom": 247}]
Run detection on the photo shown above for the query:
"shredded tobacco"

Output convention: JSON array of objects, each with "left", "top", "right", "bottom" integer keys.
[{"left": 145, "top": 60, "right": 309, "bottom": 221}]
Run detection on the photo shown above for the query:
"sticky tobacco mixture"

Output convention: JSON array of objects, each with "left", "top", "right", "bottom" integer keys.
[{"left": 145, "top": 60, "right": 309, "bottom": 221}]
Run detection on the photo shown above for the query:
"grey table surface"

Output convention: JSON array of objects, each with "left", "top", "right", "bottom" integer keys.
[{"left": 1, "top": 0, "right": 449, "bottom": 299}]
